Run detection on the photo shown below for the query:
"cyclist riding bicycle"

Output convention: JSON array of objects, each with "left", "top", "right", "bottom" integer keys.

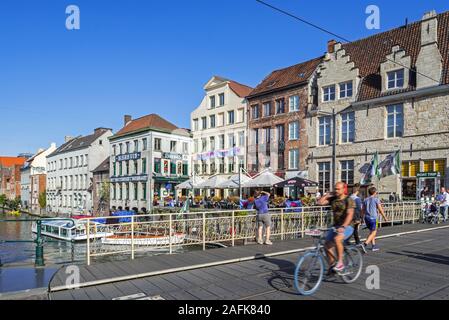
[{"left": 317, "top": 182, "right": 355, "bottom": 273}]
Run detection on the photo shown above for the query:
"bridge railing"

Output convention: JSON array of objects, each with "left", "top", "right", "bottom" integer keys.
[{"left": 80, "top": 201, "right": 421, "bottom": 265}]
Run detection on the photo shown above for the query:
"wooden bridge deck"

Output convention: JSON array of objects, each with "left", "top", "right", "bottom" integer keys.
[{"left": 49, "top": 223, "right": 449, "bottom": 300}]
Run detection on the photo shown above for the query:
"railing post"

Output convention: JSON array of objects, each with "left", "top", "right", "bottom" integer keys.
[
  {"left": 202, "top": 212, "right": 206, "bottom": 251},
  {"left": 280, "top": 209, "right": 284, "bottom": 241},
  {"left": 86, "top": 219, "right": 91, "bottom": 266},
  {"left": 402, "top": 203, "right": 405, "bottom": 225},
  {"left": 391, "top": 205, "right": 394, "bottom": 227},
  {"left": 131, "top": 215, "right": 135, "bottom": 260},
  {"left": 301, "top": 212, "right": 305, "bottom": 238},
  {"left": 320, "top": 207, "right": 324, "bottom": 228},
  {"left": 231, "top": 211, "right": 235, "bottom": 247},
  {"left": 169, "top": 213, "right": 173, "bottom": 254}
]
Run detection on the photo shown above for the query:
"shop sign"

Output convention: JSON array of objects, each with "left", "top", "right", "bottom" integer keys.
[
  {"left": 416, "top": 172, "right": 440, "bottom": 178},
  {"left": 116, "top": 152, "right": 141, "bottom": 162},
  {"left": 163, "top": 152, "right": 182, "bottom": 161},
  {"left": 111, "top": 175, "right": 148, "bottom": 183}
]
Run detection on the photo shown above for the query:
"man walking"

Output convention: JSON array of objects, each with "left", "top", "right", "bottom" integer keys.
[
  {"left": 362, "top": 187, "right": 388, "bottom": 252},
  {"left": 348, "top": 184, "right": 363, "bottom": 249},
  {"left": 255, "top": 190, "right": 272, "bottom": 245},
  {"left": 439, "top": 187, "right": 449, "bottom": 223}
]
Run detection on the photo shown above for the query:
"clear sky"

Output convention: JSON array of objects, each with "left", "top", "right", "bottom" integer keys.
[{"left": 1, "top": 0, "right": 448, "bottom": 155}]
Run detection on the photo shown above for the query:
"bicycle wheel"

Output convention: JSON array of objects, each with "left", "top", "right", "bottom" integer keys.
[
  {"left": 341, "top": 246, "right": 363, "bottom": 284},
  {"left": 294, "top": 252, "right": 324, "bottom": 296}
]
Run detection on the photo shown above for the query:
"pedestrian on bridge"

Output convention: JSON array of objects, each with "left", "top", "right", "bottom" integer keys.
[
  {"left": 255, "top": 190, "right": 272, "bottom": 245},
  {"left": 362, "top": 187, "right": 388, "bottom": 252}
]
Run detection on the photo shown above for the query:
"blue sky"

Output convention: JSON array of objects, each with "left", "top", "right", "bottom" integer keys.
[{"left": 1, "top": 0, "right": 448, "bottom": 155}]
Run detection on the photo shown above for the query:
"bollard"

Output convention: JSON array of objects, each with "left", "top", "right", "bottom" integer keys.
[{"left": 35, "top": 220, "right": 45, "bottom": 267}]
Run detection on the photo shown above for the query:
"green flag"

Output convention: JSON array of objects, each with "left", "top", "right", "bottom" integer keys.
[
  {"left": 378, "top": 151, "right": 401, "bottom": 178},
  {"left": 361, "top": 152, "right": 379, "bottom": 185}
]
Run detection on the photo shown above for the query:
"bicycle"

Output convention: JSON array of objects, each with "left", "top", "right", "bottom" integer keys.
[{"left": 293, "top": 228, "right": 364, "bottom": 296}]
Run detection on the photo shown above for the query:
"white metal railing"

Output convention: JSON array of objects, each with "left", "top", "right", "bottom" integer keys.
[{"left": 81, "top": 202, "right": 421, "bottom": 265}]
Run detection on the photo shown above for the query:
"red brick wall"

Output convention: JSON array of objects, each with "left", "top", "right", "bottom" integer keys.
[{"left": 247, "top": 85, "right": 310, "bottom": 177}]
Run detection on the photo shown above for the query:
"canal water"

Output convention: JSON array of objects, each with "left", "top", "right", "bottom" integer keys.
[{"left": 0, "top": 212, "right": 197, "bottom": 293}]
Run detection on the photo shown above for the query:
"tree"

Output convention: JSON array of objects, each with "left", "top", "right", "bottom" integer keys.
[
  {"left": 0, "top": 194, "right": 6, "bottom": 213},
  {"left": 38, "top": 191, "right": 47, "bottom": 214},
  {"left": 98, "top": 182, "right": 110, "bottom": 214}
]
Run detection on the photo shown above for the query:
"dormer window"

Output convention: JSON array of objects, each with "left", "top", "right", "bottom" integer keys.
[
  {"left": 323, "top": 85, "right": 336, "bottom": 102},
  {"left": 339, "top": 81, "right": 353, "bottom": 99},
  {"left": 387, "top": 69, "right": 405, "bottom": 89}
]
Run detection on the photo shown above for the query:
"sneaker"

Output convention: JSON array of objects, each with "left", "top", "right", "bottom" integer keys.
[
  {"left": 264, "top": 240, "right": 273, "bottom": 245},
  {"left": 256, "top": 239, "right": 264, "bottom": 245},
  {"left": 372, "top": 245, "right": 380, "bottom": 252},
  {"left": 333, "top": 262, "right": 345, "bottom": 272}
]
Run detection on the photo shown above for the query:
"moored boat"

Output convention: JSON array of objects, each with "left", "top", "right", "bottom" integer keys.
[{"left": 32, "top": 219, "right": 114, "bottom": 242}]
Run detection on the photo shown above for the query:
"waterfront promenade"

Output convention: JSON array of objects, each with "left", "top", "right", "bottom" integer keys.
[{"left": 42, "top": 222, "right": 449, "bottom": 300}]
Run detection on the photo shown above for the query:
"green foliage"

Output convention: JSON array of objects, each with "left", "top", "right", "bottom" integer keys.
[
  {"left": 0, "top": 194, "right": 6, "bottom": 207},
  {"left": 99, "top": 181, "right": 110, "bottom": 202},
  {"left": 38, "top": 191, "right": 47, "bottom": 209}
]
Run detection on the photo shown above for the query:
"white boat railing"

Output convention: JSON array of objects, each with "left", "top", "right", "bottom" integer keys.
[{"left": 81, "top": 201, "right": 422, "bottom": 265}]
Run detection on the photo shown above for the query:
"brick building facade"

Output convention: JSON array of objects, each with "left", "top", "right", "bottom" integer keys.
[{"left": 246, "top": 57, "right": 322, "bottom": 180}]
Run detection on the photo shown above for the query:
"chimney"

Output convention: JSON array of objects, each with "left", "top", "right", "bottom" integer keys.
[
  {"left": 64, "top": 136, "right": 74, "bottom": 143},
  {"left": 327, "top": 40, "right": 337, "bottom": 53},
  {"left": 124, "top": 115, "right": 132, "bottom": 126}
]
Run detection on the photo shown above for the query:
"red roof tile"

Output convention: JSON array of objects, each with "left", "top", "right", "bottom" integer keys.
[
  {"left": 113, "top": 114, "right": 189, "bottom": 138},
  {"left": 0, "top": 157, "right": 26, "bottom": 168},
  {"left": 248, "top": 57, "right": 323, "bottom": 97},
  {"left": 228, "top": 81, "right": 254, "bottom": 98}
]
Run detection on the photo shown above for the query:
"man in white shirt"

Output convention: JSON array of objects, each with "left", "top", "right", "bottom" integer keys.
[{"left": 440, "top": 187, "right": 449, "bottom": 223}]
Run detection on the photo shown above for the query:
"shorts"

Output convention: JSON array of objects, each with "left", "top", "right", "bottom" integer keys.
[
  {"left": 325, "top": 226, "right": 354, "bottom": 242},
  {"left": 365, "top": 217, "right": 378, "bottom": 232},
  {"left": 256, "top": 214, "right": 272, "bottom": 228}
]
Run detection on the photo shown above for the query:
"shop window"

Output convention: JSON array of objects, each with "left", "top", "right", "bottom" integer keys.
[
  {"left": 423, "top": 160, "right": 434, "bottom": 172},
  {"left": 435, "top": 160, "right": 446, "bottom": 176}
]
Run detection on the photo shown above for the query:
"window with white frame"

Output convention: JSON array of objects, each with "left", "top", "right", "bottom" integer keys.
[
  {"left": 276, "top": 98, "right": 285, "bottom": 114},
  {"left": 323, "top": 85, "right": 336, "bottom": 102},
  {"left": 219, "top": 93, "right": 225, "bottom": 106},
  {"left": 263, "top": 102, "right": 271, "bottom": 117},
  {"left": 170, "top": 141, "right": 177, "bottom": 152},
  {"left": 387, "top": 104, "right": 404, "bottom": 138},
  {"left": 238, "top": 131, "right": 245, "bottom": 147},
  {"left": 340, "top": 160, "right": 354, "bottom": 185},
  {"left": 339, "top": 81, "right": 353, "bottom": 98},
  {"left": 210, "top": 137, "right": 215, "bottom": 151},
  {"left": 264, "top": 128, "right": 271, "bottom": 144},
  {"left": 210, "top": 95, "right": 216, "bottom": 109},
  {"left": 289, "top": 121, "right": 299, "bottom": 140},
  {"left": 289, "top": 95, "right": 299, "bottom": 112},
  {"left": 228, "top": 134, "right": 236, "bottom": 148},
  {"left": 387, "top": 69, "right": 405, "bottom": 89},
  {"left": 210, "top": 115, "right": 216, "bottom": 128},
  {"left": 194, "top": 139, "right": 198, "bottom": 153},
  {"left": 193, "top": 119, "right": 199, "bottom": 131},
  {"left": 201, "top": 117, "right": 207, "bottom": 130},
  {"left": 201, "top": 138, "right": 207, "bottom": 152},
  {"left": 341, "top": 112, "right": 355, "bottom": 143},
  {"left": 289, "top": 149, "right": 299, "bottom": 170},
  {"left": 228, "top": 110, "right": 235, "bottom": 125},
  {"left": 319, "top": 116, "right": 332, "bottom": 145},
  {"left": 154, "top": 138, "right": 161, "bottom": 151},
  {"left": 318, "top": 162, "right": 331, "bottom": 193},
  {"left": 182, "top": 142, "right": 188, "bottom": 154}
]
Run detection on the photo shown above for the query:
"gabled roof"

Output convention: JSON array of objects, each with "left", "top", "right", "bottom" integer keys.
[
  {"left": 337, "top": 11, "right": 449, "bottom": 101},
  {"left": 203, "top": 76, "right": 253, "bottom": 98},
  {"left": 248, "top": 56, "right": 323, "bottom": 98},
  {"left": 92, "top": 158, "right": 110, "bottom": 173},
  {"left": 48, "top": 128, "right": 110, "bottom": 158},
  {"left": 0, "top": 157, "right": 26, "bottom": 168},
  {"left": 228, "top": 80, "right": 254, "bottom": 98},
  {"left": 112, "top": 114, "right": 190, "bottom": 139}
]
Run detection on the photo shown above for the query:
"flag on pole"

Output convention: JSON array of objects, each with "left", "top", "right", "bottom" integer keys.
[
  {"left": 360, "top": 152, "right": 380, "bottom": 185},
  {"left": 378, "top": 151, "right": 401, "bottom": 178}
]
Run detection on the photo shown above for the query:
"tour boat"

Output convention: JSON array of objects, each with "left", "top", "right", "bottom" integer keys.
[
  {"left": 101, "top": 231, "right": 186, "bottom": 246},
  {"left": 31, "top": 219, "right": 114, "bottom": 242}
]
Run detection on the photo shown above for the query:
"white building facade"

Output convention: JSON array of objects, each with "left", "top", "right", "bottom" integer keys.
[
  {"left": 46, "top": 128, "right": 113, "bottom": 215},
  {"left": 109, "top": 114, "right": 192, "bottom": 212},
  {"left": 191, "top": 76, "right": 253, "bottom": 196}
]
